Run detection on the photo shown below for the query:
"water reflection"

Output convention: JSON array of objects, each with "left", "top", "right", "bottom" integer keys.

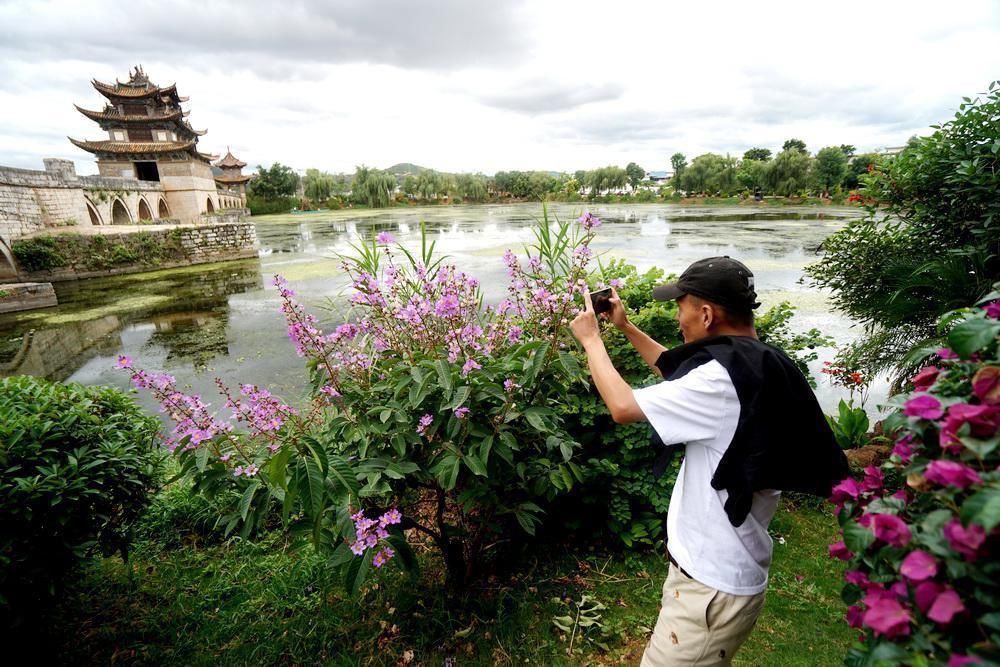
[{"left": 0, "top": 203, "right": 869, "bottom": 413}]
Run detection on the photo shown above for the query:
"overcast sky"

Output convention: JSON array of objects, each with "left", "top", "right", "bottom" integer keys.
[{"left": 1, "top": 0, "right": 998, "bottom": 176}]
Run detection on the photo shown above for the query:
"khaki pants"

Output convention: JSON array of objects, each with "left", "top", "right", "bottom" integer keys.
[{"left": 640, "top": 564, "right": 766, "bottom": 666}]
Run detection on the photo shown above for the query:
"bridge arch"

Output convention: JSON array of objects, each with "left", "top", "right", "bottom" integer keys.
[
  {"left": 84, "top": 198, "right": 103, "bottom": 225},
  {"left": 111, "top": 197, "right": 132, "bottom": 225},
  {"left": 158, "top": 197, "right": 170, "bottom": 218},
  {"left": 137, "top": 197, "right": 153, "bottom": 221}
]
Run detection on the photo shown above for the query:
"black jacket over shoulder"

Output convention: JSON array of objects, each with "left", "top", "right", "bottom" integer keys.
[{"left": 650, "top": 335, "right": 849, "bottom": 527}]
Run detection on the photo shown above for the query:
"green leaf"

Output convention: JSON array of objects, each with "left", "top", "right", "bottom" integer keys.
[
  {"left": 449, "top": 385, "right": 472, "bottom": 411},
  {"left": 344, "top": 549, "right": 372, "bottom": 596},
  {"left": 434, "top": 359, "right": 454, "bottom": 393},
  {"left": 558, "top": 350, "right": 584, "bottom": 382},
  {"left": 961, "top": 487, "right": 1000, "bottom": 532},
  {"left": 238, "top": 480, "right": 260, "bottom": 521},
  {"left": 948, "top": 317, "right": 1000, "bottom": 357},
  {"left": 524, "top": 407, "right": 549, "bottom": 432},
  {"left": 843, "top": 520, "right": 875, "bottom": 553},
  {"left": 265, "top": 446, "right": 292, "bottom": 490},
  {"left": 327, "top": 452, "right": 361, "bottom": 500},
  {"left": 464, "top": 453, "right": 488, "bottom": 477},
  {"left": 523, "top": 341, "right": 550, "bottom": 385},
  {"left": 329, "top": 542, "right": 355, "bottom": 567},
  {"left": 304, "top": 455, "right": 325, "bottom": 515}
]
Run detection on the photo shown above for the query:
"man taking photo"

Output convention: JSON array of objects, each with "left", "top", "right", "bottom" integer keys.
[{"left": 569, "top": 256, "right": 848, "bottom": 666}]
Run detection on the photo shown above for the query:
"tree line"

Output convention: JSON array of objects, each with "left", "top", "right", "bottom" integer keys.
[{"left": 247, "top": 140, "right": 889, "bottom": 212}]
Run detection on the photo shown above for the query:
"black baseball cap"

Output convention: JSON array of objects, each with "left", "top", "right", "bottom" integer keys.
[{"left": 652, "top": 256, "right": 761, "bottom": 312}]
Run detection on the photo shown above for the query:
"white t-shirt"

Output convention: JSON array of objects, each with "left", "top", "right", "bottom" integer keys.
[{"left": 633, "top": 359, "right": 780, "bottom": 596}]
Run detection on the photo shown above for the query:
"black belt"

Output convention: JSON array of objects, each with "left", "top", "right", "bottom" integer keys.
[{"left": 665, "top": 547, "right": 693, "bottom": 579}]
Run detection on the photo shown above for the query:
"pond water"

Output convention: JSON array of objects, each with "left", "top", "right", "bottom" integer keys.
[{"left": 0, "top": 203, "right": 878, "bottom": 415}]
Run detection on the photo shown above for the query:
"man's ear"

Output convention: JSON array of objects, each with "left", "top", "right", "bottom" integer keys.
[{"left": 701, "top": 303, "right": 715, "bottom": 330}]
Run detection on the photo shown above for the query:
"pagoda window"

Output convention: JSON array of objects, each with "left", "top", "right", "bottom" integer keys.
[
  {"left": 156, "top": 130, "right": 168, "bottom": 141},
  {"left": 134, "top": 161, "right": 160, "bottom": 182},
  {"left": 124, "top": 104, "right": 146, "bottom": 116},
  {"left": 130, "top": 127, "right": 153, "bottom": 142},
  {"left": 112, "top": 130, "right": 126, "bottom": 141}
]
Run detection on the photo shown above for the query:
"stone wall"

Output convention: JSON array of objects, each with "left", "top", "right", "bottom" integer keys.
[
  {"left": 0, "top": 160, "right": 92, "bottom": 242},
  {"left": 0, "top": 281, "right": 58, "bottom": 314},
  {"left": 8, "top": 222, "right": 259, "bottom": 283}
]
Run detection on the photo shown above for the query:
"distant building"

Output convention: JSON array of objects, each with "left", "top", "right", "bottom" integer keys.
[
  {"left": 69, "top": 66, "right": 241, "bottom": 220},
  {"left": 646, "top": 170, "right": 673, "bottom": 183},
  {"left": 214, "top": 148, "right": 251, "bottom": 208},
  {"left": 879, "top": 146, "right": 906, "bottom": 157}
]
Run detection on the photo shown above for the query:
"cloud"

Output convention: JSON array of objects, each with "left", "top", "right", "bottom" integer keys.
[
  {"left": 476, "top": 80, "right": 624, "bottom": 114},
  {"left": 0, "top": 0, "right": 531, "bottom": 74}
]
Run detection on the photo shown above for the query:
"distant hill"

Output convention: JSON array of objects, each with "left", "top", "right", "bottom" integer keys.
[{"left": 386, "top": 162, "right": 431, "bottom": 175}]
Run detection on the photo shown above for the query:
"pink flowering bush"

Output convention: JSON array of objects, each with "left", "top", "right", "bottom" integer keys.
[{"left": 830, "top": 287, "right": 1000, "bottom": 665}]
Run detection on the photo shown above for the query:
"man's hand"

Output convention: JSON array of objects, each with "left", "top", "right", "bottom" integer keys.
[
  {"left": 570, "top": 286, "right": 601, "bottom": 347},
  {"left": 603, "top": 286, "right": 629, "bottom": 330}
]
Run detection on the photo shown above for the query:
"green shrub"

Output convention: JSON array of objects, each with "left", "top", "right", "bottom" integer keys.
[
  {"left": 0, "top": 376, "right": 163, "bottom": 622},
  {"left": 830, "top": 289, "right": 1000, "bottom": 665},
  {"left": 11, "top": 237, "right": 67, "bottom": 272},
  {"left": 808, "top": 82, "right": 1000, "bottom": 384},
  {"left": 248, "top": 196, "right": 299, "bottom": 215}
]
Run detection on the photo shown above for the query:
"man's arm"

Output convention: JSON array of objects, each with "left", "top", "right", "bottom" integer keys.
[
  {"left": 570, "top": 288, "right": 646, "bottom": 424},
  {"left": 581, "top": 337, "right": 646, "bottom": 424},
  {"left": 619, "top": 321, "right": 667, "bottom": 376},
  {"left": 604, "top": 287, "right": 667, "bottom": 376}
]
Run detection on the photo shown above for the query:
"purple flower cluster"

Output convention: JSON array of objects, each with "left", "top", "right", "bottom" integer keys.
[
  {"left": 118, "top": 356, "right": 232, "bottom": 453},
  {"left": 349, "top": 507, "right": 402, "bottom": 568},
  {"left": 828, "top": 337, "right": 999, "bottom": 661}
]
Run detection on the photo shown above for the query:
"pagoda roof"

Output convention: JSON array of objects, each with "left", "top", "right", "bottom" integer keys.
[
  {"left": 216, "top": 148, "right": 247, "bottom": 168},
  {"left": 180, "top": 120, "right": 207, "bottom": 137},
  {"left": 92, "top": 78, "right": 188, "bottom": 102},
  {"left": 74, "top": 104, "right": 183, "bottom": 124},
  {"left": 69, "top": 137, "right": 217, "bottom": 162},
  {"left": 215, "top": 173, "right": 252, "bottom": 184}
]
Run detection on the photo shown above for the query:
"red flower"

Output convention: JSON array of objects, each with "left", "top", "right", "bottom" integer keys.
[
  {"left": 862, "top": 598, "right": 911, "bottom": 638},
  {"left": 943, "top": 519, "right": 986, "bottom": 560},
  {"left": 940, "top": 403, "right": 1000, "bottom": 450},
  {"left": 927, "top": 589, "right": 966, "bottom": 625},
  {"left": 858, "top": 513, "right": 912, "bottom": 547},
  {"left": 899, "top": 550, "right": 938, "bottom": 582},
  {"left": 829, "top": 541, "right": 852, "bottom": 561},
  {"left": 911, "top": 365, "right": 940, "bottom": 391},
  {"left": 972, "top": 366, "right": 1000, "bottom": 405},
  {"left": 924, "top": 460, "right": 984, "bottom": 489}
]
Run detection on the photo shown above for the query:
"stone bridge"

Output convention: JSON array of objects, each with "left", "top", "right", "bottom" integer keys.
[{"left": 0, "top": 159, "right": 247, "bottom": 280}]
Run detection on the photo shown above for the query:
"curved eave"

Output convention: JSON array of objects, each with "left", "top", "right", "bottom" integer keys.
[
  {"left": 74, "top": 104, "right": 183, "bottom": 123},
  {"left": 92, "top": 79, "right": 182, "bottom": 101},
  {"left": 215, "top": 175, "right": 252, "bottom": 184},
  {"left": 197, "top": 151, "right": 220, "bottom": 162},
  {"left": 69, "top": 137, "right": 198, "bottom": 155}
]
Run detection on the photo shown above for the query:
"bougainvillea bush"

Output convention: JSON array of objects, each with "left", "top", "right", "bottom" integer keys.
[{"left": 829, "top": 287, "right": 1000, "bottom": 666}]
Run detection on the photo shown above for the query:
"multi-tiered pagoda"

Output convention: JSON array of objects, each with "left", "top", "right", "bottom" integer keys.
[
  {"left": 214, "top": 148, "right": 251, "bottom": 207},
  {"left": 70, "top": 66, "right": 223, "bottom": 220}
]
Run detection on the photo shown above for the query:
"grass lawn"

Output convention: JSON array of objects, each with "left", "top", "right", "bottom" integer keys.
[{"left": 47, "top": 499, "right": 854, "bottom": 666}]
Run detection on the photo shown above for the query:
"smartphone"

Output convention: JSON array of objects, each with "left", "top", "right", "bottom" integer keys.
[{"left": 589, "top": 287, "right": 613, "bottom": 315}]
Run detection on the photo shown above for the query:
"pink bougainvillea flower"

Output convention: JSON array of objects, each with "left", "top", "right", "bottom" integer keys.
[
  {"left": 911, "top": 365, "right": 941, "bottom": 391},
  {"left": 924, "top": 460, "right": 984, "bottom": 489},
  {"left": 900, "top": 550, "right": 938, "bottom": 581},
  {"left": 858, "top": 513, "right": 912, "bottom": 547},
  {"left": 914, "top": 581, "right": 945, "bottom": 613},
  {"left": 863, "top": 585, "right": 898, "bottom": 607},
  {"left": 892, "top": 435, "right": 914, "bottom": 463},
  {"left": 937, "top": 347, "right": 959, "bottom": 360},
  {"left": 861, "top": 466, "right": 884, "bottom": 493},
  {"left": 830, "top": 476, "right": 861, "bottom": 510},
  {"left": 927, "top": 589, "right": 966, "bottom": 625},
  {"left": 943, "top": 519, "right": 986, "bottom": 560},
  {"left": 972, "top": 366, "right": 1000, "bottom": 405},
  {"left": 940, "top": 404, "right": 1000, "bottom": 452},
  {"left": 846, "top": 605, "right": 864, "bottom": 629},
  {"left": 844, "top": 570, "right": 869, "bottom": 587},
  {"left": 862, "top": 598, "right": 912, "bottom": 638},
  {"left": 904, "top": 395, "right": 944, "bottom": 420},
  {"left": 829, "top": 541, "right": 851, "bottom": 561},
  {"left": 983, "top": 301, "right": 1000, "bottom": 319},
  {"left": 947, "top": 655, "right": 983, "bottom": 667}
]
